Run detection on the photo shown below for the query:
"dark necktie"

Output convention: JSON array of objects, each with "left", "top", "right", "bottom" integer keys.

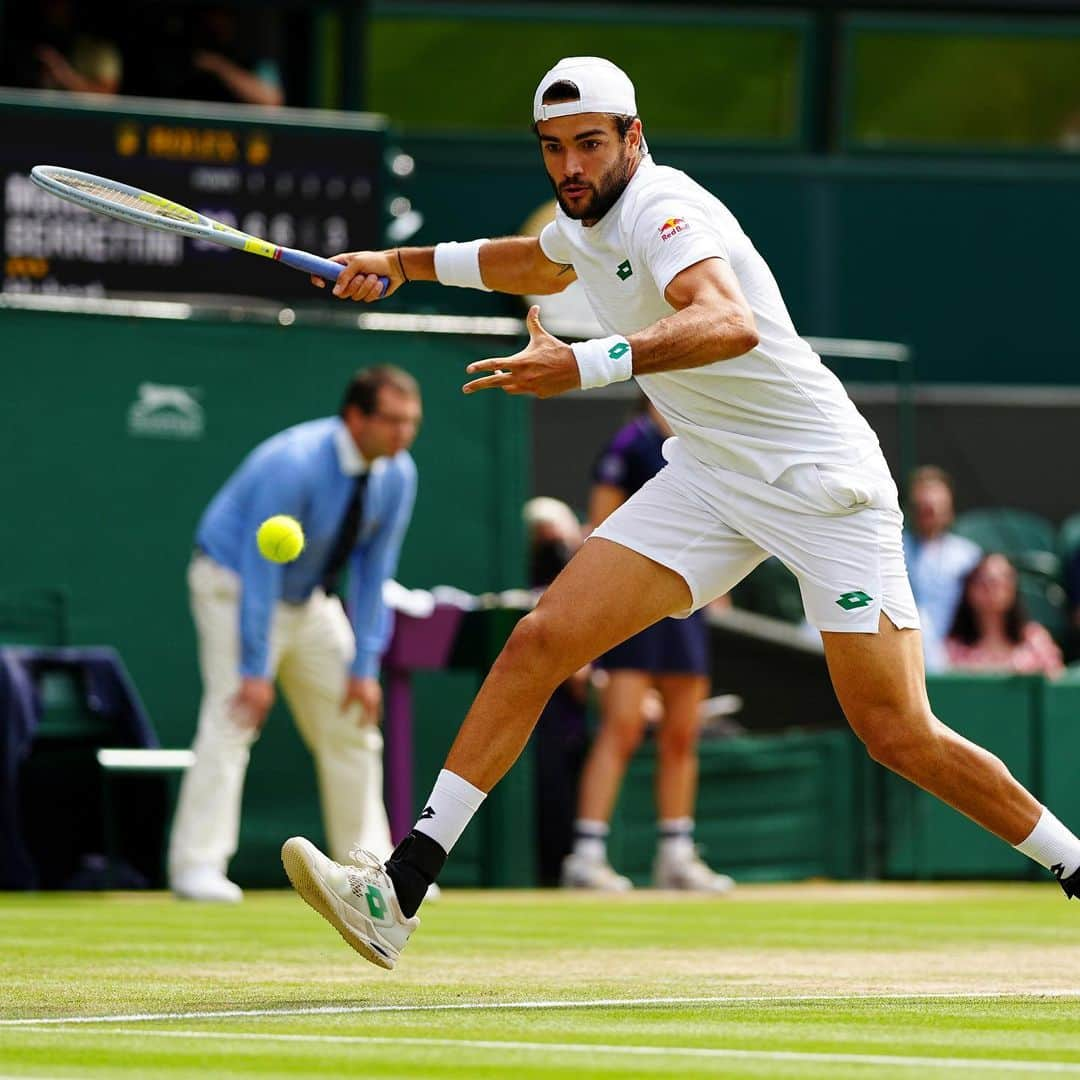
[{"left": 320, "top": 472, "right": 369, "bottom": 596}]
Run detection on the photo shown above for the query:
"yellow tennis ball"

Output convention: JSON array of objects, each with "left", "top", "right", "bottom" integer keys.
[{"left": 256, "top": 515, "right": 305, "bottom": 563}]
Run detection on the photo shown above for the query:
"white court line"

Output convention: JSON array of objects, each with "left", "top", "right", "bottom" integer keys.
[
  {"left": 10, "top": 1027, "right": 1080, "bottom": 1074},
  {"left": 3, "top": 989, "right": 1080, "bottom": 1028}
]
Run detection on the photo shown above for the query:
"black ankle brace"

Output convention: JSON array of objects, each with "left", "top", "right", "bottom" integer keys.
[{"left": 386, "top": 830, "right": 447, "bottom": 918}]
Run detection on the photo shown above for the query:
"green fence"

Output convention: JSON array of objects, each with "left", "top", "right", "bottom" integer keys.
[
  {"left": 606, "top": 671, "right": 1080, "bottom": 885},
  {"left": 609, "top": 729, "right": 865, "bottom": 885}
]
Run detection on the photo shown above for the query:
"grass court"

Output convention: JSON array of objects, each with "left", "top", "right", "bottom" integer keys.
[{"left": 3, "top": 883, "right": 1079, "bottom": 1078}]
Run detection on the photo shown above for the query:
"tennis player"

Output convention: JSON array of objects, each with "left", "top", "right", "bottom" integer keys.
[{"left": 284, "top": 57, "right": 1080, "bottom": 969}]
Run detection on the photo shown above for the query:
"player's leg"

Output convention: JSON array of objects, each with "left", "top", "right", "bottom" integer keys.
[
  {"left": 277, "top": 591, "right": 393, "bottom": 863},
  {"left": 282, "top": 455, "right": 767, "bottom": 967},
  {"left": 823, "top": 615, "right": 1044, "bottom": 843},
  {"left": 443, "top": 537, "right": 692, "bottom": 783},
  {"left": 755, "top": 458, "right": 1080, "bottom": 894},
  {"left": 169, "top": 555, "right": 262, "bottom": 902},
  {"left": 282, "top": 537, "right": 694, "bottom": 966},
  {"left": 562, "top": 668, "right": 651, "bottom": 891}
]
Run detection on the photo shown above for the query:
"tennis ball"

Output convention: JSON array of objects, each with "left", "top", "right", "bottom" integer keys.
[{"left": 257, "top": 515, "right": 305, "bottom": 563}]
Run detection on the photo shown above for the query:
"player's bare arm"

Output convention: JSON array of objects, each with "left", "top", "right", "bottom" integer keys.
[
  {"left": 463, "top": 257, "right": 758, "bottom": 398},
  {"left": 313, "top": 237, "right": 575, "bottom": 302},
  {"left": 637, "top": 256, "right": 759, "bottom": 373}
]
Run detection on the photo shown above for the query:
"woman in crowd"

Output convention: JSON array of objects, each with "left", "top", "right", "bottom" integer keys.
[{"left": 946, "top": 553, "right": 1064, "bottom": 676}]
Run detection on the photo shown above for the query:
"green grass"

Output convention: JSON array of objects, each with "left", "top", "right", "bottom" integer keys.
[{"left": 2, "top": 883, "right": 1079, "bottom": 1078}]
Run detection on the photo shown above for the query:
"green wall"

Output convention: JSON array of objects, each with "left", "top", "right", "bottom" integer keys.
[
  {"left": 0, "top": 305, "right": 529, "bottom": 883},
  {"left": 367, "top": 4, "right": 810, "bottom": 144}
]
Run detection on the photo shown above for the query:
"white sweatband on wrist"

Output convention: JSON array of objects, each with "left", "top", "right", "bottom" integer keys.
[
  {"left": 434, "top": 239, "right": 491, "bottom": 291},
  {"left": 571, "top": 335, "right": 633, "bottom": 390}
]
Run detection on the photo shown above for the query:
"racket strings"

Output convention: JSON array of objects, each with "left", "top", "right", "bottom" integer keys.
[{"left": 54, "top": 173, "right": 194, "bottom": 223}]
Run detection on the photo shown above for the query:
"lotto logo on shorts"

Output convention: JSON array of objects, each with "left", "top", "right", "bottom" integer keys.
[
  {"left": 659, "top": 217, "right": 690, "bottom": 241},
  {"left": 836, "top": 590, "right": 874, "bottom": 611}
]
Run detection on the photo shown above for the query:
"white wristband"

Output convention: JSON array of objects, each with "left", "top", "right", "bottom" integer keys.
[
  {"left": 434, "top": 239, "right": 491, "bottom": 291},
  {"left": 571, "top": 335, "right": 633, "bottom": 390}
]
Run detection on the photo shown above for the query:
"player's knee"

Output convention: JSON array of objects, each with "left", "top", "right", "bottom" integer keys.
[
  {"left": 854, "top": 704, "right": 939, "bottom": 773},
  {"left": 499, "top": 611, "right": 570, "bottom": 683}
]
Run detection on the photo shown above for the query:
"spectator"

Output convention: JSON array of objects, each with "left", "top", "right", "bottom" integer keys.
[
  {"left": 946, "top": 553, "right": 1064, "bottom": 676},
  {"left": 0, "top": 1, "right": 120, "bottom": 94},
  {"left": 168, "top": 366, "right": 421, "bottom": 901},
  {"left": 902, "top": 466, "right": 982, "bottom": 671},
  {"left": 183, "top": 6, "right": 283, "bottom": 106},
  {"left": 524, "top": 496, "right": 582, "bottom": 592},
  {"left": 35, "top": 37, "right": 121, "bottom": 95}
]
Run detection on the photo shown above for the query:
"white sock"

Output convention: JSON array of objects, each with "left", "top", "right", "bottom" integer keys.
[
  {"left": 572, "top": 819, "right": 609, "bottom": 861},
  {"left": 1014, "top": 807, "right": 1080, "bottom": 880},
  {"left": 413, "top": 769, "right": 486, "bottom": 854},
  {"left": 658, "top": 817, "right": 695, "bottom": 861}
]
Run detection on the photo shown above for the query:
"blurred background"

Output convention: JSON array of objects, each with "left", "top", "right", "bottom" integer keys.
[{"left": 1, "top": 0, "right": 1079, "bottom": 895}]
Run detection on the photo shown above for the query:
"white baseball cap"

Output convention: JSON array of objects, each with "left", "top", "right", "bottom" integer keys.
[{"left": 533, "top": 57, "right": 638, "bottom": 122}]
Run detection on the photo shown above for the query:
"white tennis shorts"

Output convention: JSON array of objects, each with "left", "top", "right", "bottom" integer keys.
[{"left": 591, "top": 438, "right": 919, "bottom": 634}]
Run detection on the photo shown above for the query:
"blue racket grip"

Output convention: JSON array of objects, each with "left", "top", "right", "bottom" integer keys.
[{"left": 277, "top": 247, "right": 389, "bottom": 296}]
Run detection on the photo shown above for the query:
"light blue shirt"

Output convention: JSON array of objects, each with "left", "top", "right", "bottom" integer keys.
[
  {"left": 902, "top": 530, "right": 982, "bottom": 666},
  {"left": 196, "top": 417, "right": 417, "bottom": 680}
]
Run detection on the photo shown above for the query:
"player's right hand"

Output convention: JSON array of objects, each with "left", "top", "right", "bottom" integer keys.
[{"left": 310, "top": 250, "right": 403, "bottom": 302}]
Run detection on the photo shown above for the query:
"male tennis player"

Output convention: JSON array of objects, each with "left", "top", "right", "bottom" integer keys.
[{"left": 284, "top": 57, "right": 1080, "bottom": 969}]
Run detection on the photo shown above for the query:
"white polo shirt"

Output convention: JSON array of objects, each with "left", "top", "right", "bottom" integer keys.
[{"left": 539, "top": 156, "right": 882, "bottom": 483}]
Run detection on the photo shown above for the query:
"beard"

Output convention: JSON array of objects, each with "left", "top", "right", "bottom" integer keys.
[{"left": 552, "top": 146, "right": 635, "bottom": 222}]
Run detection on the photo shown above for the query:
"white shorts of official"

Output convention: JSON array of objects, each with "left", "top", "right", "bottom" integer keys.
[{"left": 591, "top": 439, "right": 919, "bottom": 635}]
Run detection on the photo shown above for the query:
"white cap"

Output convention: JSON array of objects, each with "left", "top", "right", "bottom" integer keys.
[{"left": 533, "top": 56, "right": 638, "bottom": 123}]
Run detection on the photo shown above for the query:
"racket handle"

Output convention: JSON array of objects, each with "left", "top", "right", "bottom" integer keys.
[{"left": 277, "top": 247, "right": 389, "bottom": 296}]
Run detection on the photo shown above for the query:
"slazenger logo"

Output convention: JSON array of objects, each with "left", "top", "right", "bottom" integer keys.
[
  {"left": 127, "top": 382, "right": 205, "bottom": 440},
  {"left": 659, "top": 217, "right": 690, "bottom": 241}
]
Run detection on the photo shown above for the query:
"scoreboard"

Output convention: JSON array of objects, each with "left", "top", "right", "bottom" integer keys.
[{"left": 0, "top": 89, "right": 388, "bottom": 302}]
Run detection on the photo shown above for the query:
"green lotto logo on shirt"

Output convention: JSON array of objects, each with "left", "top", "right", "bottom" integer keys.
[
  {"left": 836, "top": 590, "right": 874, "bottom": 611},
  {"left": 616, "top": 259, "right": 633, "bottom": 281},
  {"left": 659, "top": 217, "right": 690, "bottom": 241}
]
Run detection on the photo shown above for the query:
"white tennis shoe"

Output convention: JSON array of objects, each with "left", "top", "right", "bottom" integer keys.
[
  {"left": 281, "top": 837, "right": 418, "bottom": 970},
  {"left": 560, "top": 852, "right": 634, "bottom": 892},
  {"left": 653, "top": 849, "right": 735, "bottom": 894}
]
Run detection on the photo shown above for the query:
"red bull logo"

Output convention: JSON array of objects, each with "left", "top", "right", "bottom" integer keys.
[{"left": 659, "top": 217, "right": 689, "bottom": 241}]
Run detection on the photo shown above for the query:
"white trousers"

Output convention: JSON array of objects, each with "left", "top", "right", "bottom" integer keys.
[{"left": 168, "top": 555, "right": 392, "bottom": 878}]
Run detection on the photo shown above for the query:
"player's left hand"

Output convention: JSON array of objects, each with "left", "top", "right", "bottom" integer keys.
[
  {"left": 463, "top": 306, "right": 579, "bottom": 399},
  {"left": 342, "top": 675, "right": 382, "bottom": 725}
]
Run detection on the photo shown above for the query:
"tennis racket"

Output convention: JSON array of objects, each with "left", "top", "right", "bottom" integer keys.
[{"left": 29, "top": 165, "right": 387, "bottom": 293}]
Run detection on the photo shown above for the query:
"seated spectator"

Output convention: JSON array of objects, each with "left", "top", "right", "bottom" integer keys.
[
  {"left": 902, "top": 466, "right": 982, "bottom": 671},
  {"left": 946, "top": 553, "right": 1064, "bottom": 676}
]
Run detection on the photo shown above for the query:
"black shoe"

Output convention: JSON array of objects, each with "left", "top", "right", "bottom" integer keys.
[{"left": 1054, "top": 863, "right": 1080, "bottom": 899}]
